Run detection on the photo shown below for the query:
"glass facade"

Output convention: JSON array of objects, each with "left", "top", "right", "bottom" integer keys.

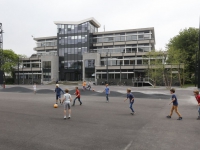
[
  {"left": 57, "top": 22, "right": 97, "bottom": 81},
  {"left": 42, "top": 61, "right": 51, "bottom": 81},
  {"left": 85, "top": 59, "right": 95, "bottom": 79}
]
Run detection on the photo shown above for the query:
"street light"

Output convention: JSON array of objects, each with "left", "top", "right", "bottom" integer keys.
[
  {"left": 120, "top": 52, "right": 124, "bottom": 83},
  {"left": 195, "top": 48, "right": 198, "bottom": 87},
  {"left": 198, "top": 17, "right": 200, "bottom": 89},
  {"left": 106, "top": 51, "right": 108, "bottom": 84},
  {"left": 133, "top": 49, "right": 136, "bottom": 87}
]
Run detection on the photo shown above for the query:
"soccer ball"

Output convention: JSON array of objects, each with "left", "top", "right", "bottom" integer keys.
[{"left": 54, "top": 104, "right": 58, "bottom": 108}]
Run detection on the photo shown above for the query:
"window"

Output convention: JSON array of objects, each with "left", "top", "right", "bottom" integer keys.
[
  {"left": 124, "top": 60, "right": 129, "bottom": 65},
  {"left": 43, "top": 61, "right": 51, "bottom": 69},
  {"left": 138, "top": 35, "right": 144, "bottom": 40},
  {"left": 137, "top": 60, "right": 142, "bottom": 65},
  {"left": 85, "top": 59, "right": 95, "bottom": 68}
]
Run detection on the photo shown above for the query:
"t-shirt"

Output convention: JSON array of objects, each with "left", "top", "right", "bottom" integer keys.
[
  {"left": 55, "top": 87, "right": 64, "bottom": 95},
  {"left": 33, "top": 85, "right": 36, "bottom": 89},
  {"left": 172, "top": 94, "right": 178, "bottom": 106},
  {"left": 105, "top": 87, "right": 110, "bottom": 94},
  {"left": 83, "top": 82, "right": 86, "bottom": 86},
  {"left": 127, "top": 93, "right": 134, "bottom": 103},
  {"left": 195, "top": 95, "right": 200, "bottom": 104},
  {"left": 75, "top": 89, "right": 80, "bottom": 98},
  {"left": 64, "top": 93, "right": 71, "bottom": 102}
]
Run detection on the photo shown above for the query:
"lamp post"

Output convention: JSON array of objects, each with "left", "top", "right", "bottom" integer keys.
[
  {"left": 106, "top": 52, "right": 108, "bottom": 84},
  {"left": 195, "top": 48, "right": 198, "bottom": 87},
  {"left": 18, "top": 56, "right": 19, "bottom": 85},
  {"left": 120, "top": 59, "right": 122, "bottom": 83},
  {"left": 198, "top": 17, "right": 200, "bottom": 89},
  {"left": 120, "top": 52, "right": 124, "bottom": 84},
  {"left": 133, "top": 49, "right": 136, "bottom": 87}
]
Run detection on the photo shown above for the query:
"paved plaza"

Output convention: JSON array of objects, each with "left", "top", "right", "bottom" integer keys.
[{"left": 0, "top": 85, "right": 200, "bottom": 150}]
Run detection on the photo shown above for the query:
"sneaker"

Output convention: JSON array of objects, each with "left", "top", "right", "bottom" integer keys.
[
  {"left": 166, "top": 115, "right": 171, "bottom": 118},
  {"left": 131, "top": 112, "right": 135, "bottom": 115},
  {"left": 80, "top": 103, "right": 82, "bottom": 105},
  {"left": 197, "top": 116, "right": 200, "bottom": 120},
  {"left": 177, "top": 117, "right": 182, "bottom": 120},
  {"left": 68, "top": 117, "right": 71, "bottom": 119},
  {"left": 64, "top": 116, "right": 66, "bottom": 120}
]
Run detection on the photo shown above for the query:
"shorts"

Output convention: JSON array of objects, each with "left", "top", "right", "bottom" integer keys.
[
  {"left": 56, "top": 95, "right": 61, "bottom": 100},
  {"left": 64, "top": 101, "right": 71, "bottom": 110}
]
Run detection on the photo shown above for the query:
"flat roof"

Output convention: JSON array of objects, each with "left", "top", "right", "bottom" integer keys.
[
  {"left": 93, "top": 27, "right": 154, "bottom": 35},
  {"left": 54, "top": 17, "right": 101, "bottom": 28},
  {"left": 33, "top": 36, "right": 57, "bottom": 41}
]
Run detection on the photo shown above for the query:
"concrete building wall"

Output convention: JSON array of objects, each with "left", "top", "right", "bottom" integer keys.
[
  {"left": 83, "top": 53, "right": 100, "bottom": 83},
  {"left": 41, "top": 55, "right": 59, "bottom": 82}
]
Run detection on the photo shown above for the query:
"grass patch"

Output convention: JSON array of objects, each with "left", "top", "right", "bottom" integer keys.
[{"left": 181, "top": 84, "right": 195, "bottom": 88}]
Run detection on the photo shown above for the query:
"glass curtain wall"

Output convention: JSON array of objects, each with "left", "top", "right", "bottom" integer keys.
[{"left": 57, "top": 22, "right": 97, "bottom": 81}]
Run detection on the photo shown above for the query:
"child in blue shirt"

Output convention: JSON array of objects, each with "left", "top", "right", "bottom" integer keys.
[
  {"left": 124, "top": 88, "right": 135, "bottom": 115},
  {"left": 166, "top": 88, "right": 182, "bottom": 120},
  {"left": 55, "top": 84, "right": 64, "bottom": 104},
  {"left": 104, "top": 84, "right": 110, "bottom": 102}
]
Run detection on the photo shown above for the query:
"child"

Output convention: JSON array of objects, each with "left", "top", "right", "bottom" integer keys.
[
  {"left": 104, "top": 84, "right": 110, "bottom": 102},
  {"left": 55, "top": 84, "right": 64, "bottom": 105},
  {"left": 33, "top": 83, "right": 36, "bottom": 94},
  {"left": 166, "top": 88, "right": 182, "bottom": 120},
  {"left": 124, "top": 88, "right": 135, "bottom": 115},
  {"left": 86, "top": 81, "right": 91, "bottom": 91},
  {"left": 62, "top": 89, "right": 72, "bottom": 119},
  {"left": 82, "top": 81, "right": 87, "bottom": 91},
  {"left": 72, "top": 87, "right": 82, "bottom": 106},
  {"left": 193, "top": 90, "right": 200, "bottom": 120}
]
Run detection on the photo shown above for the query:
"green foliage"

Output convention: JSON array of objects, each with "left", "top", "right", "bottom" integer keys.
[
  {"left": 5, "top": 78, "right": 14, "bottom": 84},
  {"left": 166, "top": 27, "right": 199, "bottom": 83},
  {"left": 1, "top": 49, "right": 26, "bottom": 76},
  {"left": 144, "top": 50, "right": 165, "bottom": 87}
]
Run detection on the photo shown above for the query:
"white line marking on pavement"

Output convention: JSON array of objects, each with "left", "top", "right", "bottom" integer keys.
[{"left": 123, "top": 141, "right": 133, "bottom": 150}]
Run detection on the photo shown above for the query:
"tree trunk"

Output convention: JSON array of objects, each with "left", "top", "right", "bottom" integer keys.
[{"left": 170, "top": 65, "right": 172, "bottom": 88}]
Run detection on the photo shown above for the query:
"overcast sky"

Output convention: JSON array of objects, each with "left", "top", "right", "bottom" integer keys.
[{"left": 0, "top": 0, "right": 199, "bottom": 56}]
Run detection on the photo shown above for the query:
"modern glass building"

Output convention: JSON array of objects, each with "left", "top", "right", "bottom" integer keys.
[
  {"left": 14, "top": 17, "right": 184, "bottom": 86},
  {"left": 54, "top": 18, "right": 100, "bottom": 81}
]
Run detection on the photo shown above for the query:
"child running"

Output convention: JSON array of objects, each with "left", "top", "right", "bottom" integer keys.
[
  {"left": 193, "top": 90, "right": 200, "bottom": 120},
  {"left": 104, "top": 84, "right": 110, "bottom": 102},
  {"left": 82, "top": 81, "right": 86, "bottom": 91},
  {"left": 166, "top": 88, "right": 183, "bottom": 120},
  {"left": 124, "top": 88, "right": 135, "bottom": 115},
  {"left": 86, "top": 81, "right": 91, "bottom": 91},
  {"left": 33, "top": 83, "right": 36, "bottom": 94},
  {"left": 62, "top": 89, "right": 72, "bottom": 119},
  {"left": 54, "top": 84, "right": 64, "bottom": 105},
  {"left": 72, "top": 87, "right": 82, "bottom": 106}
]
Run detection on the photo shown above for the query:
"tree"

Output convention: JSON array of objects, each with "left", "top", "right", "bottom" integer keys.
[
  {"left": 144, "top": 50, "right": 166, "bottom": 87},
  {"left": 1, "top": 49, "right": 26, "bottom": 76},
  {"left": 166, "top": 27, "right": 199, "bottom": 84}
]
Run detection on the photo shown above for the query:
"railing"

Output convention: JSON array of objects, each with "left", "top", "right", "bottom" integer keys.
[
  {"left": 87, "top": 47, "right": 151, "bottom": 54},
  {"left": 93, "top": 35, "right": 153, "bottom": 43}
]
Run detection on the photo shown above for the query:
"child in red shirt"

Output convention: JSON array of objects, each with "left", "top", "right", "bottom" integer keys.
[
  {"left": 193, "top": 90, "right": 200, "bottom": 120},
  {"left": 72, "top": 87, "right": 82, "bottom": 106}
]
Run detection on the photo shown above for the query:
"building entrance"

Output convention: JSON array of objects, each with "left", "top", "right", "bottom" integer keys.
[{"left": 65, "top": 72, "right": 82, "bottom": 81}]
